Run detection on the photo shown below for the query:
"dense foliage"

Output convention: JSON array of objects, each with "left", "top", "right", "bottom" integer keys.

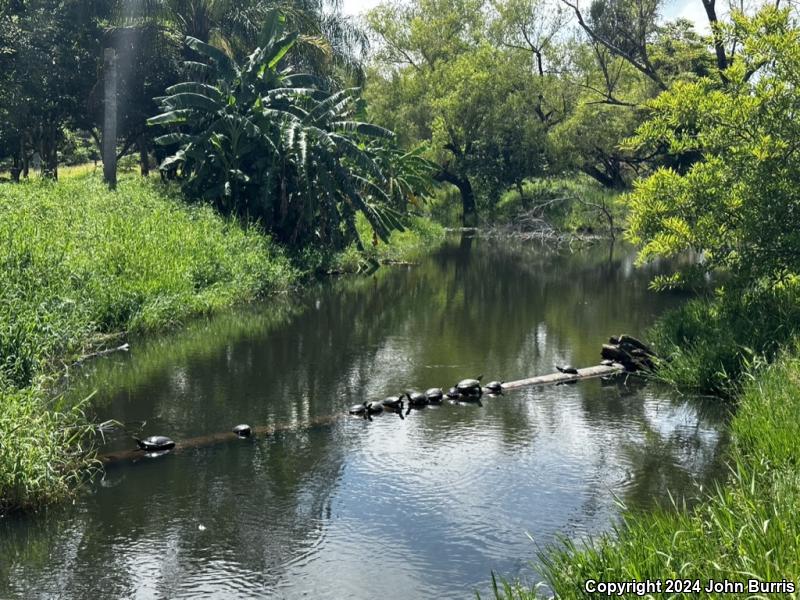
[
  {"left": 0, "top": 0, "right": 370, "bottom": 182},
  {"left": 150, "top": 14, "right": 433, "bottom": 248},
  {"left": 627, "top": 8, "right": 800, "bottom": 289}
]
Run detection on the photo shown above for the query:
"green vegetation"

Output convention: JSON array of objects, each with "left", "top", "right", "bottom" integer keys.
[
  {"left": 333, "top": 213, "right": 445, "bottom": 272},
  {"left": 0, "top": 173, "right": 296, "bottom": 511},
  {"left": 151, "top": 13, "right": 435, "bottom": 249},
  {"left": 626, "top": 8, "right": 800, "bottom": 290},
  {"left": 0, "top": 171, "right": 443, "bottom": 512},
  {"left": 493, "top": 176, "right": 623, "bottom": 236},
  {"left": 485, "top": 7, "right": 800, "bottom": 597},
  {"left": 534, "top": 352, "right": 800, "bottom": 598}
]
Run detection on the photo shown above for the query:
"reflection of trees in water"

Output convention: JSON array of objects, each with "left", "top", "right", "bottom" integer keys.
[
  {"left": 580, "top": 376, "right": 730, "bottom": 511},
  {"left": 0, "top": 237, "right": 728, "bottom": 598},
  {"left": 0, "top": 426, "right": 349, "bottom": 598}
]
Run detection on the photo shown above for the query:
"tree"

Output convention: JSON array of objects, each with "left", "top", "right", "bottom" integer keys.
[
  {"left": 0, "top": 0, "right": 108, "bottom": 179},
  {"left": 150, "top": 13, "right": 431, "bottom": 248},
  {"left": 367, "top": 0, "right": 551, "bottom": 224},
  {"left": 625, "top": 7, "right": 800, "bottom": 288}
]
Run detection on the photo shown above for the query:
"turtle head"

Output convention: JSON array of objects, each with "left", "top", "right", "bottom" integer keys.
[{"left": 477, "top": 374, "right": 483, "bottom": 381}]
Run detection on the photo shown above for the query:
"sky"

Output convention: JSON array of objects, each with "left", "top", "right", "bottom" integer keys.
[{"left": 341, "top": 0, "right": 712, "bottom": 30}]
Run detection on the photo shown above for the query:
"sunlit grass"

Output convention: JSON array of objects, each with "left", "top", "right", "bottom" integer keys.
[
  {"left": 333, "top": 212, "right": 446, "bottom": 272},
  {"left": 0, "top": 172, "right": 297, "bottom": 512}
]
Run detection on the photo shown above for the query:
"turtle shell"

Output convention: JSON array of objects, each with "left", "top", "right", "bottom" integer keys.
[
  {"left": 138, "top": 436, "right": 175, "bottom": 452},
  {"left": 485, "top": 381, "right": 503, "bottom": 392},
  {"left": 382, "top": 396, "right": 403, "bottom": 409},
  {"left": 426, "top": 388, "right": 444, "bottom": 401},
  {"left": 456, "top": 379, "right": 481, "bottom": 392},
  {"left": 233, "top": 424, "right": 252, "bottom": 438},
  {"left": 406, "top": 391, "right": 428, "bottom": 405}
]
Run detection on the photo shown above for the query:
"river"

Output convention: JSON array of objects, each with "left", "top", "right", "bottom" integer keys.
[{"left": 0, "top": 235, "right": 728, "bottom": 599}]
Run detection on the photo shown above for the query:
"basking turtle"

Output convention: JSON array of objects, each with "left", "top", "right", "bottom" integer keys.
[
  {"left": 556, "top": 365, "right": 579, "bottom": 375},
  {"left": 445, "top": 387, "right": 461, "bottom": 399},
  {"left": 349, "top": 402, "right": 370, "bottom": 416},
  {"left": 600, "top": 359, "right": 614, "bottom": 367},
  {"left": 485, "top": 381, "right": 503, "bottom": 394},
  {"left": 405, "top": 391, "right": 429, "bottom": 406},
  {"left": 405, "top": 391, "right": 429, "bottom": 416},
  {"left": 366, "top": 401, "right": 384, "bottom": 415},
  {"left": 456, "top": 376, "right": 483, "bottom": 396},
  {"left": 135, "top": 436, "right": 175, "bottom": 452},
  {"left": 426, "top": 388, "right": 444, "bottom": 403},
  {"left": 232, "top": 424, "right": 252, "bottom": 438},
  {"left": 382, "top": 395, "right": 405, "bottom": 411}
]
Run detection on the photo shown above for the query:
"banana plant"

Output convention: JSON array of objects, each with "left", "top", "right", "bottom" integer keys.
[{"left": 148, "top": 11, "right": 428, "bottom": 248}]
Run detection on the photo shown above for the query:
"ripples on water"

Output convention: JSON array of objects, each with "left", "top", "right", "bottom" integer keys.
[{"left": 0, "top": 238, "right": 728, "bottom": 599}]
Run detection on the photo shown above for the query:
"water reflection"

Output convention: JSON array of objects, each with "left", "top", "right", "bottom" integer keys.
[{"left": 0, "top": 237, "right": 727, "bottom": 599}]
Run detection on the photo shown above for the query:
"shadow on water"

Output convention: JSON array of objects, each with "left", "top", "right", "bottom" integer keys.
[{"left": 0, "top": 235, "right": 728, "bottom": 599}]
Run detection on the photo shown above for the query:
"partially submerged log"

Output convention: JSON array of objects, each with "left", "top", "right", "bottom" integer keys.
[{"left": 503, "top": 363, "right": 624, "bottom": 390}]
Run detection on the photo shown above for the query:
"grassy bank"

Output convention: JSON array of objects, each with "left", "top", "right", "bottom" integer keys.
[
  {"left": 532, "top": 352, "right": 800, "bottom": 598},
  {"left": 0, "top": 173, "right": 299, "bottom": 512},
  {"left": 0, "top": 173, "right": 444, "bottom": 513},
  {"left": 490, "top": 287, "right": 800, "bottom": 598}
]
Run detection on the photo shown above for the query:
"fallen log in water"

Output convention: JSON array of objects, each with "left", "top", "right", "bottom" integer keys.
[
  {"left": 502, "top": 363, "right": 624, "bottom": 390},
  {"left": 99, "top": 363, "right": 626, "bottom": 465},
  {"left": 100, "top": 413, "right": 344, "bottom": 465}
]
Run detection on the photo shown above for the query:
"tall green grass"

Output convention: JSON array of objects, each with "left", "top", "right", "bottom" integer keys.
[
  {"left": 489, "top": 351, "right": 800, "bottom": 599},
  {"left": 0, "top": 173, "right": 297, "bottom": 512},
  {"left": 650, "top": 282, "right": 800, "bottom": 394}
]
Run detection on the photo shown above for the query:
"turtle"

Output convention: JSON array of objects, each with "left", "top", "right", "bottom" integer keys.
[
  {"left": 556, "top": 365, "right": 579, "bottom": 375},
  {"left": 426, "top": 388, "right": 444, "bottom": 403},
  {"left": 232, "top": 424, "right": 252, "bottom": 438},
  {"left": 382, "top": 395, "right": 405, "bottom": 411},
  {"left": 445, "top": 387, "right": 461, "bottom": 399},
  {"left": 405, "top": 391, "right": 429, "bottom": 416},
  {"left": 135, "top": 435, "right": 175, "bottom": 452},
  {"left": 349, "top": 402, "right": 369, "bottom": 416},
  {"left": 405, "top": 391, "right": 429, "bottom": 406},
  {"left": 456, "top": 376, "right": 483, "bottom": 395},
  {"left": 366, "top": 401, "right": 384, "bottom": 415},
  {"left": 600, "top": 359, "right": 614, "bottom": 367},
  {"left": 485, "top": 381, "right": 503, "bottom": 394}
]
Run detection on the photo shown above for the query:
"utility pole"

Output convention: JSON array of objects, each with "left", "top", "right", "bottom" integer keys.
[{"left": 103, "top": 47, "right": 118, "bottom": 189}]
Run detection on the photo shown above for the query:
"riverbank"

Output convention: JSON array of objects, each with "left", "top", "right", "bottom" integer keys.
[
  {"left": 491, "top": 288, "right": 800, "bottom": 598},
  {"left": 0, "top": 173, "right": 444, "bottom": 513},
  {"left": 537, "top": 350, "right": 800, "bottom": 598}
]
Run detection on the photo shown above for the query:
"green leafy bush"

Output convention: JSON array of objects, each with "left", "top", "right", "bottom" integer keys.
[
  {"left": 626, "top": 8, "right": 800, "bottom": 289},
  {"left": 151, "top": 13, "right": 433, "bottom": 249}
]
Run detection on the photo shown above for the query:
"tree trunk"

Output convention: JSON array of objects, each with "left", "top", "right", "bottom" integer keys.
[
  {"left": 701, "top": 0, "right": 728, "bottom": 76},
  {"left": 103, "top": 48, "right": 118, "bottom": 189},
  {"left": 10, "top": 157, "right": 21, "bottom": 183},
  {"left": 138, "top": 133, "right": 149, "bottom": 177},
  {"left": 41, "top": 126, "right": 58, "bottom": 180},
  {"left": 434, "top": 169, "right": 477, "bottom": 227}
]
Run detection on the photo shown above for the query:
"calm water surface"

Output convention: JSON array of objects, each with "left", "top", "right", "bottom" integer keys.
[{"left": 0, "top": 237, "right": 728, "bottom": 599}]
